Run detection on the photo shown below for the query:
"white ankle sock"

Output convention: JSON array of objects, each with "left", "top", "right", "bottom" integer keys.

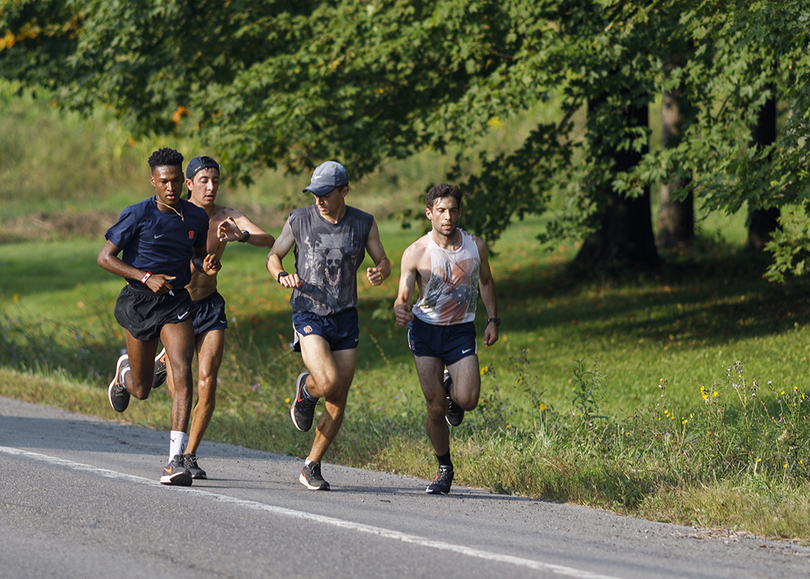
[{"left": 169, "top": 431, "right": 187, "bottom": 461}]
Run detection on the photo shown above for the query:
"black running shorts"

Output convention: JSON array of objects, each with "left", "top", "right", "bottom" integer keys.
[
  {"left": 407, "top": 316, "right": 477, "bottom": 366},
  {"left": 192, "top": 291, "right": 228, "bottom": 336},
  {"left": 114, "top": 284, "right": 193, "bottom": 341}
]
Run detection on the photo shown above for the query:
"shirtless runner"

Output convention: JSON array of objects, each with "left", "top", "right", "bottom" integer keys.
[{"left": 157, "top": 155, "right": 275, "bottom": 479}]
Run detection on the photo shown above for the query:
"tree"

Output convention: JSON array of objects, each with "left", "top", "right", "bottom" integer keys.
[
  {"left": 656, "top": 56, "right": 694, "bottom": 251},
  {"left": 3, "top": 1, "right": 810, "bottom": 275}
]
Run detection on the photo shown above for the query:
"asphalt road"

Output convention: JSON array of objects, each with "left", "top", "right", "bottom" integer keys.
[{"left": 0, "top": 396, "right": 807, "bottom": 578}]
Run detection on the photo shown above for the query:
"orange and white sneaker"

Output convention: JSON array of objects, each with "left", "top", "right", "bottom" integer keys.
[
  {"left": 151, "top": 347, "right": 167, "bottom": 389},
  {"left": 160, "top": 454, "right": 192, "bottom": 486},
  {"left": 426, "top": 465, "right": 454, "bottom": 495},
  {"left": 107, "top": 354, "right": 131, "bottom": 413}
]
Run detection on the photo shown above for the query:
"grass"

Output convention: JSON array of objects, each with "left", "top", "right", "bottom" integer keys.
[{"left": 3, "top": 79, "right": 810, "bottom": 543}]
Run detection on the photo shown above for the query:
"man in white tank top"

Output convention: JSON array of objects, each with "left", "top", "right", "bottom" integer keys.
[{"left": 394, "top": 184, "right": 499, "bottom": 495}]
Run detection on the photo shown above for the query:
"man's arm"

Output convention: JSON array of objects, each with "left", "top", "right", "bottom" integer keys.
[
  {"left": 97, "top": 239, "right": 177, "bottom": 294},
  {"left": 266, "top": 218, "right": 302, "bottom": 288},
  {"left": 365, "top": 219, "right": 392, "bottom": 287},
  {"left": 393, "top": 244, "right": 419, "bottom": 326},
  {"left": 217, "top": 211, "right": 275, "bottom": 248},
  {"left": 475, "top": 237, "right": 499, "bottom": 346}
]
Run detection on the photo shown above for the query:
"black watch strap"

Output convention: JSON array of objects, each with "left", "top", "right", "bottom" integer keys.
[{"left": 487, "top": 317, "right": 501, "bottom": 326}]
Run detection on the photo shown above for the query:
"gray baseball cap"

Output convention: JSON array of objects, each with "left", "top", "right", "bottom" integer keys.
[{"left": 303, "top": 161, "right": 349, "bottom": 196}]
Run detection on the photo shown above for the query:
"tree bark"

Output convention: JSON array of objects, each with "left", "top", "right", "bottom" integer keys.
[
  {"left": 746, "top": 95, "right": 778, "bottom": 251},
  {"left": 574, "top": 97, "right": 660, "bottom": 272},
  {"left": 656, "top": 58, "right": 694, "bottom": 251}
]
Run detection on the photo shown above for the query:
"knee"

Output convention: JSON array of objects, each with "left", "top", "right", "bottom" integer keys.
[{"left": 455, "top": 391, "right": 479, "bottom": 411}]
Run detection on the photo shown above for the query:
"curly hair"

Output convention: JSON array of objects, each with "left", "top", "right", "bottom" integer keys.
[
  {"left": 425, "top": 184, "right": 462, "bottom": 209},
  {"left": 147, "top": 148, "right": 184, "bottom": 171}
]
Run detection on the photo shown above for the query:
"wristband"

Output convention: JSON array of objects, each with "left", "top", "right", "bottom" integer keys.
[
  {"left": 238, "top": 230, "right": 250, "bottom": 243},
  {"left": 487, "top": 317, "right": 501, "bottom": 326},
  {"left": 277, "top": 271, "right": 289, "bottom": 283},
  {"left": 141, "top": 272, "right": 153, "bottom": 284}
]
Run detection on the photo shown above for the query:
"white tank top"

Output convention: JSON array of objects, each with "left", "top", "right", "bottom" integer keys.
[{"left": 412, "top": 229, "right": 480, "bottom": 325}]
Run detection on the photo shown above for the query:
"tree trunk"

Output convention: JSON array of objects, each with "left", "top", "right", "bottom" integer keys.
[
  {"left": 746, "top": 95, "right": 778, "bottom": 251},
  {"left": 656, "top": 58, "right": 694, "bottom": 251},
  {"left": 574, "top": 97, "right": 660, "bottom": 272}
]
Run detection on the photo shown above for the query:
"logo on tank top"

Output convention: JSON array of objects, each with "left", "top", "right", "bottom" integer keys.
[{"left": 189, "top": 231, "right": 195, "bottom": 240}]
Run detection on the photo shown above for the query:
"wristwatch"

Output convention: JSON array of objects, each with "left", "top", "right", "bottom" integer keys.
[{"left": 487, "top": 317, "right": 501, "bottom": 326}]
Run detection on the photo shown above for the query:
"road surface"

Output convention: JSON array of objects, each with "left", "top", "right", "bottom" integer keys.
[{"left": 0, "top": 396, "right": 807, "bottom": 578}]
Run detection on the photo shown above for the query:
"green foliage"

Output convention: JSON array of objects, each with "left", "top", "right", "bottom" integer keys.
[{"left": 5, "top": 0, "right": 810, "bottom": 272}]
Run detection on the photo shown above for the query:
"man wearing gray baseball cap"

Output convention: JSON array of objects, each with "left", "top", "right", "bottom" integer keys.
[{"left": 266, "top": 160, "right": 391, "bottom": 490}]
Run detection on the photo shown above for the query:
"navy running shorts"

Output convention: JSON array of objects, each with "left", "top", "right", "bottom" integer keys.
[
  {"left": 192, "top": 291, "right": 228, "bottom": 336},
  {"left": 292, "top": 307, "right": 359, "bottom": 352},
  {"left": 407, "top": 316, "right": 477, "bottom": 366},
  {"left": 114, "top": 284, "right": 192, "bottom": 341}
]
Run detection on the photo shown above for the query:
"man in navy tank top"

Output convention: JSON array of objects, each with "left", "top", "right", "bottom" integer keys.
[
  {"left": 266, "top": 160, "right": 391, "bottom": 490},
  {"left": 394, "top": 184, "right": 500, "bottom": 495}
]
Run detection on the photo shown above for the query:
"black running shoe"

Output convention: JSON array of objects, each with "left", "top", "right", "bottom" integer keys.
[
  {"left": 152, "top": 347, "right": 167, "bottom": 389},
  {"left": 426, "top": 465, "right": 454, "bottom": 495},
  {"left": 443, "top": 369, "right": 464, "bottom": 427},
  {"left": 300, "top": 461, "right": 330, "bottom": 490},
  {"left": 160, "top": 454, "right": 193, "bottom": 486},
  {"left": 107, "top": 354, "right": 131, "bottom": 413},
  {"left": 290, "top": 372, "right": 317, "bottom": 432},
  {"left": 182, "top": 453, "right": 207, "bottom": 479}
]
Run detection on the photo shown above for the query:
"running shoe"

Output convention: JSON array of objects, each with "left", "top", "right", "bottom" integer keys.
[
  {"left": 426, "top": 465, "right": 454, "bottom": 495},
  {"left": 107, "top": 354, "right": 131, "bottom": 413},
  {"left": 160, "top": 454, "right": 193, "bottom": 486},
  {"left": 300, "top": 461, "right": 330, "bottom": 490},
  {"left": 182, "top": 453, "right": 207, "bottom": 479},
  {"left": 290, "top": 372, "right": 317, "bottom": 432},
  {"left": 443, "top": 369, "right": 464, "bottom": 427},
  {"left": 152, "top": 347, "right": 167, "bottom": 389}
]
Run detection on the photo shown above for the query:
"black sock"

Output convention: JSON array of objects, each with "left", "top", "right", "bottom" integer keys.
[{"left": 436, "top": 451, "right": 453, "bottom": 470}]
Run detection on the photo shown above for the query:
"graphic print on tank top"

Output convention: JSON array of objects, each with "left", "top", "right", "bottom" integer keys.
[
  {"left": 289, "top": 206, "right": 372, "bottom": 316},
  {"left": 413, "top": 230, "right": 480, "bottom": 325}
]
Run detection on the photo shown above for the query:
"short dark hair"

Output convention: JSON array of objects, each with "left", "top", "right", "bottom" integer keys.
[
  {"left": 148, "top": 148, "right": 184, "bottom": 172},
  {"left": 426, "top": 184, "right": 462, "bottom": 209}
]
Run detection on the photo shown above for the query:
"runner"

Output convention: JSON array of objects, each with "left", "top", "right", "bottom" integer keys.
[
  {"left": 155, "top": 155, "right": 276, "bottom": 479},
  {"left": 98, "top": 147, "right": 219, "bottom": 486},
  {"left": 266, "top": 160, "right": 391, "bottom": 490},
  {"left": 393, "top": 184, "right": 499, "bottom": 495}
]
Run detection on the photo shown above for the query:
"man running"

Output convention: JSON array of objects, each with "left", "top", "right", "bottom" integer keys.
[
  {"left": 156, "top": 155, "right": 276, "bottom": 479},
  {"left": 98, "top": 147, "right": 220, "bottom": 486},
  {"left": 266, "top": 160, "right": 391, "bottom": 490},
  {"left": 393, "top": 184, "right": 499, "bottom": 495}
]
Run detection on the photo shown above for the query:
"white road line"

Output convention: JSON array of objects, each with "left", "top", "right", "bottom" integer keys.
[{"left": 1, "top": 446, "right": 622, "bottom": 579}]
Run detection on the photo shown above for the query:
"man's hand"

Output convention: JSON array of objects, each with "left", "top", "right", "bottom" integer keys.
[
  {"left": 202, "top": 254, "right": 221, "bottom": 275},
  {"left": 366, "top": 266, "right": 385, "bottom": 287},
  {"left": 145, "top": 274, "right": 176, "bottom": 295},
  {"left": 393, "top": 303, "right": 413, "bottom": 326},
  {"left": 278, "top": 272, "right": 303, "bottom": 288},
  {"left": 217, "top": 218, "right": 243, "bottom": 242}
]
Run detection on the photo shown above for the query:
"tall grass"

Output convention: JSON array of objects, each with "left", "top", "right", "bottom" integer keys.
[{"left": 3, "top": 79, "right": 810, "bottom": 542}]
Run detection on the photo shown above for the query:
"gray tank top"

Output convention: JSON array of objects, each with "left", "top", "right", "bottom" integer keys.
[{"left": 289, "top": 205, "right": 373, "bottom": 316}]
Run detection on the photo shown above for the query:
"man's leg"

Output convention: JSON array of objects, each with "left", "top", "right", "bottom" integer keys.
[
  {"left": 159, "top": 320, "right": 196, "bottom": 434},
  {"left": 298, "top": 335, "right": 357, "bottom": 463},
  {"left": 122, "top": 332, "right": 160, "bottom": 399},
  {"left": 187, "top": 329, "right": 225, "bottom": 455},
  {"left": 446, "top": 355, "right": 481, "bottom": 411},
  {"left": 413, "top": 355, "right": 450, "bottom": 455}
]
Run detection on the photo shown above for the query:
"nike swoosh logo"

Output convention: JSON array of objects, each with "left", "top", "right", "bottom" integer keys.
[
  {"left": 177, "top": 311, "right": 189, "bottom": 320},
  {"left": 462, "top": 348, "right": 472, "bottom": 354},
  {"left": 154, "top": 234, "right": 165, "bottom": 239}
]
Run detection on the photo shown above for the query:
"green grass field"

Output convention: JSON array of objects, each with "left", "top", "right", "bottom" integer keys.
[{"left": 2, "top": 79, "right": 810, "bottom": 543}]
